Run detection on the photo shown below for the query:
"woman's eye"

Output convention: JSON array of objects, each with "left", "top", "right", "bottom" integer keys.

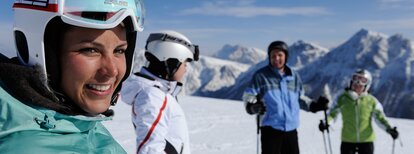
[
  {"left": 79, "top": 48, "right": 98, "bottom": 54},
  {"left": 115, "top": 48, "right": 126, "bottom": 55}
]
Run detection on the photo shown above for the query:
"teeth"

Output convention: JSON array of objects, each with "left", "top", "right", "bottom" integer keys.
[{"left": 87, "top": 84, "right": 110, "bottom": 91}]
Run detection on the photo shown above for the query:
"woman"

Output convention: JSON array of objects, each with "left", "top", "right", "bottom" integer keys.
[
  {"left": 121, "top": 30, "right": 199, "bottom": 154},
  {"left": 319, "top": 69, "right": 399, "bottom": 154},
  {"left": 0, "top": 0, "right": 144, "bottom": 153}
]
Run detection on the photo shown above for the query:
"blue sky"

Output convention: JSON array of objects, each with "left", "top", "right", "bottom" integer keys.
[{"left": 2, "top": 0, "right": 414, "bottom": 57}]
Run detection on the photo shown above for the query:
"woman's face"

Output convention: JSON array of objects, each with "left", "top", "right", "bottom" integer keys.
[
  {"left": 172, "top": 61, "right": 188, "bottom": 82},
  {"left": 351, "top": 82, "right": 365, "bottom": 95},
  {"left": 60, "top": 25, "right": 127, "bottom": 115}
]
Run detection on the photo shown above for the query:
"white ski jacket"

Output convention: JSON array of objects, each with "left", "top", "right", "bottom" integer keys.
[{"left": 121, "top": 68, "right": 190, "bottom": 154}]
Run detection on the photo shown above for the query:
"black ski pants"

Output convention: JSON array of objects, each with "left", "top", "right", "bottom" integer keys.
[
  {"left": 260, "top": 126, "right": 299, "bottom": 154},
  {"left": 340, "top": 142, "right": 374, "bottom": 154}
]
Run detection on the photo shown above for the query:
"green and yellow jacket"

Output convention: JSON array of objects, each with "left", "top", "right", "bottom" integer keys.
[{"left": 327, "top": 90, "right": 392, "bottom": 143}]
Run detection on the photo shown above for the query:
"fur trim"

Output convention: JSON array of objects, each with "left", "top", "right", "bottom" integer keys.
[{"left": 0, "top": 59, "right": 85, "bottom": 115}]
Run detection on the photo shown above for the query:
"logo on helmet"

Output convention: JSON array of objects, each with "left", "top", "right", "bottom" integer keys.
[
  {"left": 15, "top": 0, "right": 48, "bottom": 7},
  {"left": 104, "top": 0, "right": 128, "bottom": 7}
]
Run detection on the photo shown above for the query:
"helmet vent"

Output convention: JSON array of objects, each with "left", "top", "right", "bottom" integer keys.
[{"left": 14, "top": 31, "right": 29, "bottom": 64}]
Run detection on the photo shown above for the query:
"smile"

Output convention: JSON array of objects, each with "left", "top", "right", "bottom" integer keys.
[{"left": 86, "top": 84, "right": 111, "bottom": 91}]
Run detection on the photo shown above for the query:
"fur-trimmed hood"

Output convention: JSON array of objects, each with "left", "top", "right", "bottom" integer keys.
[{"left": 0, "top": 55, "right": 112, "bottom": 116}]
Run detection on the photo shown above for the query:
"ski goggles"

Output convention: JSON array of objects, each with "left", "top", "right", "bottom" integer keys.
[
  {"left": 352, "top": 74, "right": 368, "bottom": 85},
  {"left": 147, "top": 33, "right": 199, "bottom": 61},
  {"left": 61, "top": 0, "right": 144, "bottom": 31}
]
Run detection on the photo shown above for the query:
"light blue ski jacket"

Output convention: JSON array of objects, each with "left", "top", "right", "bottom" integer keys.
[{"left": 243, "top": 65, "right": 312, "bottom": 131}]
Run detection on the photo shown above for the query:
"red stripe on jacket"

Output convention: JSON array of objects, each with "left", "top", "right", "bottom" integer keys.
[{"left": 137, "top": 96, "right": 168, "bottom": 153}]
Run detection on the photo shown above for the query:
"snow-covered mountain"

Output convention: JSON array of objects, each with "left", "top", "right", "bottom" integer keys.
[
  {"left": 288, "top": 40, "right": 329, "bottom": 69},
  {"left": 187, "top": 56, "right": 250, "bottom": 95},
  {"left": 130, "top": 29, "right": 414, "bottom": 119},
  {"left": 130, "top": 49, "right": 250, "bottom": 95},
  {"left": 197, "top": 40, "right": 330, "bottom": 100},
  {"left": 299, "top": 29, "right": 414, "bottom": 119},
  {"left": 213, "top": 44, "right": 267, "bottom": 64}
]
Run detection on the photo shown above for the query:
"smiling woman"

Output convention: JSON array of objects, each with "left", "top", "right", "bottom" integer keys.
[
  {"left": 0, "top": 0, "right": 144, "bottom": 153},
  {"left": 60, "top": 25, "right": 128, "bottom": 115}
]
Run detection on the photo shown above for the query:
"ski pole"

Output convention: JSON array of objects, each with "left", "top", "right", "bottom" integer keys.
[
  {"left": 398, "top": 135, "right": 403, "bottom": 147},
  {"left": 392, "top": 138, "right": 395, "bottom": 154},
  {"left": 323, "top": 109, "right": 333, "bottom": 154},
  {"left": 320, "top": 120, "right": 328, "bottom": 154},
  {"left": 256, "top": 114, "right": 261, "bottom": 154}
]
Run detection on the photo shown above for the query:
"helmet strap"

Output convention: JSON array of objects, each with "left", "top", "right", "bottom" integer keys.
[{"left": 165, "top": 59, "right": 182, "bottom": 80}]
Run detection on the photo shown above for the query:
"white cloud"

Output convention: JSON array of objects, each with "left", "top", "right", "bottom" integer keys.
[
  {"left": 179, "top": 3, "right": 330, "bottom": 18},
  {"left": 379, "top": 0, "right": 414, "bottom": 9},
  {"left": 354, "top": 18, "right": 414, "bottom": 30},
  {"left": 206, "top": 0, "right": 256, "bottom": 6}
]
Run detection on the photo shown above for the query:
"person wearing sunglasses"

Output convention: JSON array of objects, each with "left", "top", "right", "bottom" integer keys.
[
  {"left": 0, "top": 0, "right": 144, "bottom": 153},
  {"left": 243, "top": 40, "right": 329, "bottom": 154},
  {"left": 318, "top": 69, "right": 399, "bottom": 154},
  {"left": 121, "top": 30, "right": 199, "bottom": 154}
]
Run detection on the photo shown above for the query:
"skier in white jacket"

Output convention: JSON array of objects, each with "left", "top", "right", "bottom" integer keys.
[{"left": 121, "top": 30, "right": 199, "bottom": 154}]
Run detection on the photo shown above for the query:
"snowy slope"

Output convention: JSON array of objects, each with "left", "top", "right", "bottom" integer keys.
[{"left": 103, "top": 96, "right": 413, "bottom": 154}]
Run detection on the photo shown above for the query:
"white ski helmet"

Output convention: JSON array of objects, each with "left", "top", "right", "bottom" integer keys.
[
  {"left": 144, "top": 30, "right": 199, "bottom": 79},
  {"left": 350, "top": 69, "right": 372, "bottom": 92},
  {"left": 13, "top": 0, "right": 145, "bottom": 104}
]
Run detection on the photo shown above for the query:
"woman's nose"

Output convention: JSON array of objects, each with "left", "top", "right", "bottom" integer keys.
[{"left": 99, "top": 55, "right": 118, "bottom": 79}]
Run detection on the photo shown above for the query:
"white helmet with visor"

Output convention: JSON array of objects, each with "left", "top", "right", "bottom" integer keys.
[
  {"left": 13, "top": 0, "right": 144, "bottom": 104},
  {"left": 144, "top": 30, "right": 199, "bottom": 80},
  {"left": 350, "top": 69, "right": 372, "bottom": 92}
]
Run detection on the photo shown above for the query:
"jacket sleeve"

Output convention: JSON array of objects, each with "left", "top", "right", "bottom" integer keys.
[
  {"left": 372, "top": 97, "right": 392, "bottom": 131},
  {"left": 296, "top": 74, "right": 313, "bottom": 111},
  {"left": 242, "top": 72, "right": 261, "bottom": 103},
  {"left": 326, "top": 98, "right": 341, "bottom": 124},
  {"left": 132, "top": 88, "right": 170, "bottom": 154}
]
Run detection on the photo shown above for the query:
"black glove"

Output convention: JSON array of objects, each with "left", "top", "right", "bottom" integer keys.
[
  {"left": 246, "top": 102, "right": 266, "bottom": 115},
  {"left": 318, "top": 120, "right": 329, "bottom": 132},
  {"left": 387, "top": 127, "right": 399, "bottom": 139},
  {"left": 309, "top": 96, "right": 329, "bottom": 113}
]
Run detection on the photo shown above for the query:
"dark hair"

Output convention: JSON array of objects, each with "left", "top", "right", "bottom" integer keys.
[{"left": 44, "top": 17, "right": 71, "bottom": 93}]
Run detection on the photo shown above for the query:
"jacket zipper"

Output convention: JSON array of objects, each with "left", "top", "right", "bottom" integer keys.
[{"left": 355, "top": 99, "right": 360, "bottom": 142}]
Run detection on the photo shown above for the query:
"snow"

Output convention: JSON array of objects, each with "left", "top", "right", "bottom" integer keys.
[{"left": 103, "top": 96, "right": 413, "bottom": 154}]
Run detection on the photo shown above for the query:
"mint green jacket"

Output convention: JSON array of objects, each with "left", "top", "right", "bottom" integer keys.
[
  {"left": 328, "top": 91, "right": 392, "bottom": 143},
  {"left": 0, "top": 86, "right": 126, "bottom": 154}
]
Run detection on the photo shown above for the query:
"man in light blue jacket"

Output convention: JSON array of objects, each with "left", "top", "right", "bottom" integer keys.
[{"left": 243, "top": 40, "right": 328, "bottom": 154}]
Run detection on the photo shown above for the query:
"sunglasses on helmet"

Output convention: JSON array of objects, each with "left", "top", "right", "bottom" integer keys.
[
  {"left": 14, "top": 0, "right": 144, "bottom": 31},
  {"left": 352, "top": 74, "right": 368, "bottom": 85},
  {"left": 146, "top": 33, "right": 199, "bottom": 61}
]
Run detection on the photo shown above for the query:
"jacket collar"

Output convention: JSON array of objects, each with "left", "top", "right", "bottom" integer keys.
[
  {"left": 140, "top": 68, "right": 183, "bottom": 97},
  {"left": 346, "top": 90, "right": 368, "bottom": 101},
  {"left": 268, "top": 64, "right": 294, "bottom": 80}
]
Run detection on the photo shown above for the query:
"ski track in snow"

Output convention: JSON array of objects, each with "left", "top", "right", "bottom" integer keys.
[{"left": 104, "top": 96, "right": 414, "bottom": 154}]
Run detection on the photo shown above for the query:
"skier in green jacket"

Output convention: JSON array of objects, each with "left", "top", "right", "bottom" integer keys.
[
  {"left": 0, "top": 0, "right": 144, "bottom": 153},
  {"left": 319, "top": 69, "right": 399, "bottom": 154}
]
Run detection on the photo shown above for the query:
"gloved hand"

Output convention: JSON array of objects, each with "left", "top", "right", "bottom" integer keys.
[
  {"left": 310, "top": 96, "right": 329, "bottom": 113},
  {"left": 318, "top": 120, "right": 329, "bottom": 132},
  {"left": 246, "top": 102, "right": 266, "bottom": 115},
  {"left": 387, "top": 127, "right": 399, "bottom": 139}
]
